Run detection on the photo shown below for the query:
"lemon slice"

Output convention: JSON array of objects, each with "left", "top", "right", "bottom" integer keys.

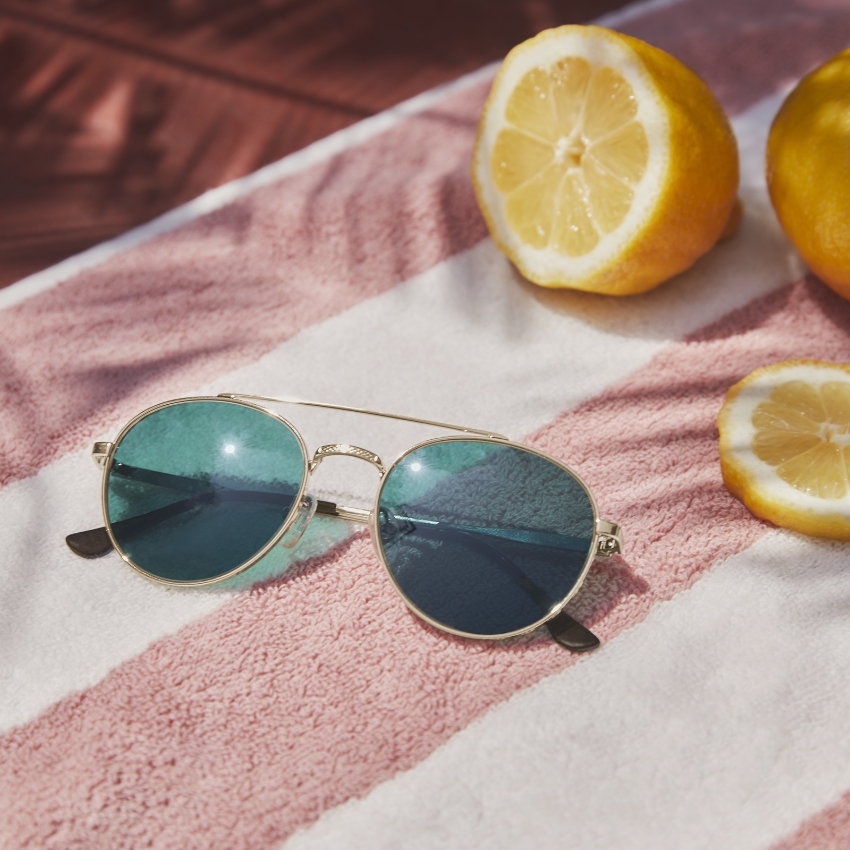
[
  {"left": 472, "top": 25, "right": 739, "bottom": 295},
  {"left": 718, "top": 360, "right": 850, "bottom": 539}
]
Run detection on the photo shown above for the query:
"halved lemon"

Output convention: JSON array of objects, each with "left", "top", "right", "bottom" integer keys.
[
  {"left": 718, "top": 360, "right": 850, "bottom": 540},
  {"left": 472, "top": 25, "right": 739, "bottom": 295}
]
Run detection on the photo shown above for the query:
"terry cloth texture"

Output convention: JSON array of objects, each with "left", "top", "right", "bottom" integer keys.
[{"left": 3, "top": 1, "right": 850, "bottom": 848}]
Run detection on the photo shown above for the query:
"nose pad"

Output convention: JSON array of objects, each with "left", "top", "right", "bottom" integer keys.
[{"left": 280, "top": 494, "right": 317, "bottom": 549}]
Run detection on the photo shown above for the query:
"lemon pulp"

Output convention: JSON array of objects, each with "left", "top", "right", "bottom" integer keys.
[
  {"left": 492, "top": 59, "right": 649, "bottom": 256},
  {"left": 752, "top": 380, "right": 850, "bottom": 499}
]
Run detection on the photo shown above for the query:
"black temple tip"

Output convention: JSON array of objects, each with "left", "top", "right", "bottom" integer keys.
[
  {"left": 546, "top": 610, "right": 601, "bottom": 653},
  {"left": 66, "top": 527, "right": 113, "bottom": 559}
]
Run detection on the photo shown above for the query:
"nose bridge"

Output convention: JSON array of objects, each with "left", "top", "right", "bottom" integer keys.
[{"left": 308, "top": 443, "right": 385, "bottom": 476}]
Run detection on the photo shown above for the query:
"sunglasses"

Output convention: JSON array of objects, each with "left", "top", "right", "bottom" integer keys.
[{"left": 66, "top": 394, "right": 622, "bottom": 653}]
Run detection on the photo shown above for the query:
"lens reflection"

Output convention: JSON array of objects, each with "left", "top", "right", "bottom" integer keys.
[
  {"left": 377, "top": 440, "right": 595, "bottom": 637},
  {"left": 107, "top": 400, "right": 306, "bottom": 582}
]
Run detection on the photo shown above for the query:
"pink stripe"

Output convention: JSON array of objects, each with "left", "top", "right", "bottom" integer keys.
[
  {"left": 4, "top": 0, "right": 850, "bottom": 491},
  {"left": 5, "top": 277, "right": 850, "bottom": 848},
  {"left": 770, "top": 791, "right": 850, "bottom": 850}
]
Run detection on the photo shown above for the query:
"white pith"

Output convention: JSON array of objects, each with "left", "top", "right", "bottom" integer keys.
[
  {"left": 474, "top": 28, "right": 670, "bottom": 284},
  {"left": 721, "top": 362, "right": 850, "bottom": 518}
]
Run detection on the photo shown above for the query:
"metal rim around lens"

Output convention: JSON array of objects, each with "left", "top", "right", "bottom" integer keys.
[
  {"left": 100, "top": 396, "right": 311, "bottom": 587},
  {"left": 370, "top": 435, "right": 601, "bottom": 641}
]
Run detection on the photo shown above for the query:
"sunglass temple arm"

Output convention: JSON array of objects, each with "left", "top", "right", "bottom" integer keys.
[
  {"left": 65, "top": 504, "right": 608, "bottom": 655},
  {"left": 65, "top": 497, "right": 371, "bottom": 559},
  {"left": 546, "top": 521, "right": 621, "bottom": 652}
]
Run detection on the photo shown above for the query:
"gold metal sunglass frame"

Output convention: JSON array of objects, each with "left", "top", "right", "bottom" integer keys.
[{"left": 67, "top": 393, "right": 623, "bottom": 652}]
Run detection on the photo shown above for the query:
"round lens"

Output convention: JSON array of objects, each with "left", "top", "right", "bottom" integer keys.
[
  {"left": 376, "top": 439, "right": 596, "bottom": 637},
  {"left": 106, "top": 399, "right": 307, "bottom": 583}
]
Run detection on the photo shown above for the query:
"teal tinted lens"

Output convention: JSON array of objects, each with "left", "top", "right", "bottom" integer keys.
[
  {"left": 106, "top": 400, "right": 306, "bottom": 582},
  {"left": 377, "top": 440, "right": 595, "bottom": 637}
]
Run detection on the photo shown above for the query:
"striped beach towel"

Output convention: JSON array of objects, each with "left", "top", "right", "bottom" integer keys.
[{"left": 3, "top": 0, "right": 850, "bottom": 847}]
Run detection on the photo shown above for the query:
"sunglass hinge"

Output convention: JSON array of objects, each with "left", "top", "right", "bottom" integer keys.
[
  {"left": 92, "top": 442, "right": 113, "bottom": 468},
  {"left": 595, "top": 519, "right": 623, "bottom": 557}
]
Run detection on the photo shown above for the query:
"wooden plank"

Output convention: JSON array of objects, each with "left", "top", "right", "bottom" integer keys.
[{"left": 0, "top": 0, "right": 634, "bottom": 288}]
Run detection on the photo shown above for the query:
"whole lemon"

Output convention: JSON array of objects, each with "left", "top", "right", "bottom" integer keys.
[{"left": 767, "top": 48, "right": 850, "bottom": 298}]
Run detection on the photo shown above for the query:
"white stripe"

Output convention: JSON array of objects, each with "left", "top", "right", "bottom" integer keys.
[
  {"left": 282, "top": 529, "right": 850, "bottom": 850},
  {"left": 0, "top": 0, "right": 693, "bottom": 312},
  {"left": 0, "top": 90, "right": 795, "bottom": 733},
  {"left": 209, "top": 88, "right": 798, "bottom": 448}
]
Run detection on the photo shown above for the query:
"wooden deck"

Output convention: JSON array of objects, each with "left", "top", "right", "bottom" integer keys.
[{"left": 0, "top": 0, "right": 633, "bottom": 288}]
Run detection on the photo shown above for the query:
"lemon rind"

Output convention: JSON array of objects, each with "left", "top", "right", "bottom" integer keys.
[{"left": 718, "top": 359, "right": 850, "bottom": 540}]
